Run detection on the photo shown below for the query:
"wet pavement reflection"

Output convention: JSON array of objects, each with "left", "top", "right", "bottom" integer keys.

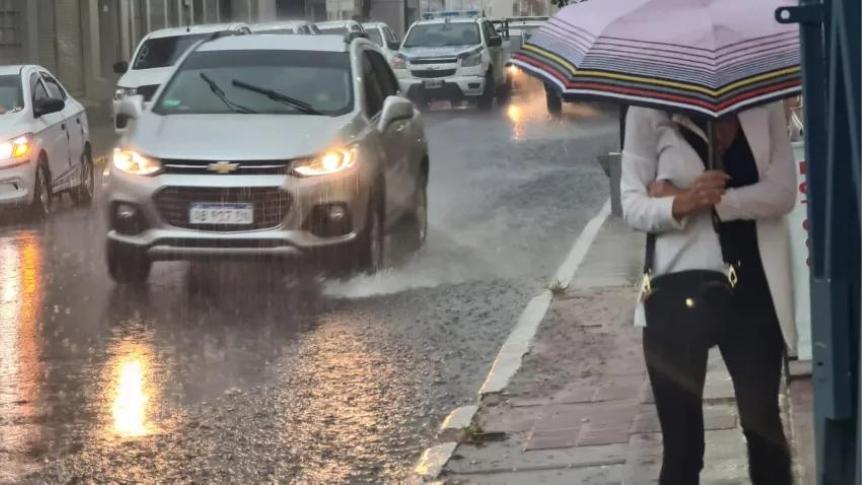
[{"left": 0, "top": 96, "right": 618, "bottom": 482}]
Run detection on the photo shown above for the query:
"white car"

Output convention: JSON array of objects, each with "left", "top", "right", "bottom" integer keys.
[
  {"left": 0, "top": 65, "right": 93, "bottom": 217},
  {"left": 252, "top": 20, "right": 321, "bottom": 35},
  {"left": 362, "top": 22, "right": 401, "bottom": 60},
  {"left": 315, "top": 20, "right": 365, "bottom": 35},
  {"left": 393, "top": 13, "right": 510, "bottom": 109},
  {"left": 106, "top": 34, "right": 429, "bottom": 283},
  {"left": 112, "top": 23, "right": 251, "bottom": 132}
]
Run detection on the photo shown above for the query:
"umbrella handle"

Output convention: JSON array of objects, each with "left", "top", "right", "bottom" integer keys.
[{"left": 707, "top": 119, "right": 721, "bottom": 170}]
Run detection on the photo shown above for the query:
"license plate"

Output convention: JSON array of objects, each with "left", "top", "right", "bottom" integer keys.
[
  {"left": 424, "top": 79, "right": 443, "bottom": 89},
  {"left": 189, "top": 203, "right": 253, "bottom": 225}
]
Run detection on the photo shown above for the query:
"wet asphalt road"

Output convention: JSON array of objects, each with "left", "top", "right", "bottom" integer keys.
[{"left": 0, "top": 86, "right": 618, "bottom": 484}]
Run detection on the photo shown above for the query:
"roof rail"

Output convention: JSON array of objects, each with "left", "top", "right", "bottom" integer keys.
[{"left": 422, "top": 10, "right": 482, "bottom": 20}]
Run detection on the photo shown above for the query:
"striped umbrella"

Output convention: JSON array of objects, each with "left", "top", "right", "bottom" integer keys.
[{"left": 511, "top": 0, "right": 801, "bottom": 118}]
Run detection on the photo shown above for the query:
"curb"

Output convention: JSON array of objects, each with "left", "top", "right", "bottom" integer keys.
[{"left": 410, "top": 200, "right": 612, "bottom": 483}]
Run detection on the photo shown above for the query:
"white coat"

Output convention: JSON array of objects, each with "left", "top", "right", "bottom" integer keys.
[{"left": 621, "top": 102, "right": 798, "bottom": 355}]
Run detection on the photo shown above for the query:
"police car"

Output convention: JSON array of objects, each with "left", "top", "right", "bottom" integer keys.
[{"left": 391, "top": 11, "right": 510, "bottom": 109}]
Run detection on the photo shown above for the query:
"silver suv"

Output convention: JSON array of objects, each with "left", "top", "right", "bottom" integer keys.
[{"left": 106, "top": 34, "right": 429, "bottom": 283}]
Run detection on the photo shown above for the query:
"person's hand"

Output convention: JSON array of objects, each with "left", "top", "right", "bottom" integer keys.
[
  {"left": 648, "top": 179, "right": 682, "bottom": 198},
  {"left": 672, "top": 170, "right": 729, "bottom": 220}
]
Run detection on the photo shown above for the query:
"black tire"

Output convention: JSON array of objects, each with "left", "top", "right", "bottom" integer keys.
[
  {"left": 107, "top": 240, "right": 152, "bottom": 284},
  {"left": 401, "top": 178, "right": 428, "bottom": 253},
  {"left": 28, "top": 158, "right": 51, "bottom": 219},
  {"left": 354, "top": 182, "right": 385, "bottom": 274},
  {"left": 71, "top": 146, "right": 95, "bottom": 206},
  {"left": 477, "top": 70, "right": 494, "bottom": 111}
]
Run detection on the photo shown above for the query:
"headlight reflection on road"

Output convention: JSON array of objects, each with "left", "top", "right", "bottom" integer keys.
[
  {"left": 0, "top": 233, "right": 44, "bottom": 480},
  {"left": 107, "top": 340, "right": 156, "bottom": 438}
]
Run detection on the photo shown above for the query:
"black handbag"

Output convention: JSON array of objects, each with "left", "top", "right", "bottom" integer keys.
[{"left": 640, "top": 124, "right": 738, "bottom": 331}]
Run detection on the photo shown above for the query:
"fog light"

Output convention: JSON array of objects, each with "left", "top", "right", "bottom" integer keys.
[
  {"left": 328, "top": 205, "right": 346, "bottom": 222},
  {"left": 112, "top": 202, "right": 146, "bottom": 235},
  {"left": 305, "top": 203, "right": 352, "bottom": 237},
  {"left": 116, "top": 203, "right": 137, "bottom": 219}
]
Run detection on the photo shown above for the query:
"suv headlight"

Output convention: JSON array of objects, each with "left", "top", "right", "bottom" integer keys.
[
  {"left": 460, "top": 52, "right": 483, "bottom": 68},
  {"left": 114, "top": 87, "right": 136, "bottom": 101},
  {"left": 0, "top": 135, "right": 31, "bottom": 163},
  {"left": 292, "top": 147, "right": 357, "bottom": 177},
  {"left": 390, "top": 54, "right": 408, "bottom": 70},
  {"left": 112, "top": 148, "right": 162, "bottom": 176}
]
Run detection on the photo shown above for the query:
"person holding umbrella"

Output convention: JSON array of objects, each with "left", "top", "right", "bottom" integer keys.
[{"left": 511, "top": 0, "right": 801, "bottom": 483}]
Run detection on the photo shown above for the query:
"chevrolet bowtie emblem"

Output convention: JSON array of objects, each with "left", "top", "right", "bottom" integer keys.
[{"left": 208, "top": 161, "right": 239, "bottom": 174}]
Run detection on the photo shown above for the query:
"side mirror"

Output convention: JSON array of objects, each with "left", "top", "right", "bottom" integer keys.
[
  {"left": 379, "top": 96, "right": 414, "bottom": 130},
  {"left": 113, "top": 61, "right": 129, "bottom": 75},
  {"left": 488, "top": 37, "right": 502, "bottom": 47},
  {"left": 115, "top": 95, "right": 144, "bottom": 132},
  {"left": 387, "top": 41, "right": 401, "bottom": 51},
  {"left": 33, "top": 98, "right": 65, "bottom": 118}
]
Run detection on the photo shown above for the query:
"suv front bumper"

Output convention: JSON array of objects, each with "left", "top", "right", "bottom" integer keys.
[
  {"left": 104, "top": 168, "right": 372, "bottom": 262},
  {"left": 399, "top": 74, "right": 486, "bottom": 101}
]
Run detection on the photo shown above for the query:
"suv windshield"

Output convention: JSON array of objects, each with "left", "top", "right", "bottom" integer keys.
[
  {"left": 155, "top": 50, "right": 353, "bottom": 116},
  {"left": 0, "top": 74, "right": 22, "bottom": 114},
  {"left": 403, "top": 23, "right": 480, "bottom": 48},
  {"left": 132, "top": 33, "right": 211, "bottom": 69}
]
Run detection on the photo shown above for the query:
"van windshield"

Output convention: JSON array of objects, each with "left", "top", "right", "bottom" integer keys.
[{"left": 132, "top": 34, "right": 211, "bottom": 69}]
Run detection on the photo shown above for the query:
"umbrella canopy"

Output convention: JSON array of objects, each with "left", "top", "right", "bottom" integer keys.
[{"left": 511, "top": 0, "right": 801, "bottom": 118}]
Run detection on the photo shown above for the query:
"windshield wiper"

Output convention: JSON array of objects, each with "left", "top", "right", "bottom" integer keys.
[
  {"left": 199, "top": 73, "right": 256, "bottom": 114},
  {"left": 231, "top": 79, "right": 323, "bottom": 115}
]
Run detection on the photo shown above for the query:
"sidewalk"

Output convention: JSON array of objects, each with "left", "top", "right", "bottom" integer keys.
[{"left": 435, "top": 216, "right": 814, "bottom": 484}]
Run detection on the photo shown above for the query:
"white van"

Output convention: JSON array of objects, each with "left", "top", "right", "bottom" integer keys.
[{"left": 111, "top": 23, "right": 250, "bottom": 132}]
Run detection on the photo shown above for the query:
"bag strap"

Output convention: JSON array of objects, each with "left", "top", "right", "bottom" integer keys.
[{"left": 643, "top": 124, "right": 737, "bottom": 276}]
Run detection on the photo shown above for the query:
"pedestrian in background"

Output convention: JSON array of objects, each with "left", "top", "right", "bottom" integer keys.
[{"left": 620, "top": 102, "right": 797, "bottom": 485}]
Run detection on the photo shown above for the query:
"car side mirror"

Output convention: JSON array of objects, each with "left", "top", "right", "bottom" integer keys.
[
  {"left": 33, "top": 98, "right": 65, "bottom": 118},
  {"left": 113, "top": 61, "right": 129, "bottom": 75},
  {"left": 115, "top": 95, "right": 145, "bottom": 133},
  {"left": 379, "top": 96, "right": 414, "bottom": 130},
  {"left": 488, "top": 37, "right": 502, "bottom": 47},
  {"left": 387, "top": 41, "right": 401, "bottom": 50}
]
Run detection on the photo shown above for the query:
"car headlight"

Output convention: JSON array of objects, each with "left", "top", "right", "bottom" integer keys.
[
  {"left": 112, "top": 148, "right": 161, "bottom": 176},
  {"left": 460, "top": 52, "right": 483, "bottom": 68},
  {"left": 292, "top": 147, "right": 357, "bottom": 177},
  {"left": 114, "top": 87, "right": 136, "bottom": 101},
  {"left": 390, "top": 54, "right": 408, "bottom": 70},
  {"left": 0, "top": 135, "right": 31, "bottom": 162}
]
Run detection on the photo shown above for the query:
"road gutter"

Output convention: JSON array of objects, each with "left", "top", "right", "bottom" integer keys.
[{"left": 412, "top": 199, "right": 612, "bottom": 482}]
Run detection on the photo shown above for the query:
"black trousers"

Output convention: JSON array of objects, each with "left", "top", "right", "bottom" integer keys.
[{"left": 643, "top": 289, "right": 793, "bottom": 485}]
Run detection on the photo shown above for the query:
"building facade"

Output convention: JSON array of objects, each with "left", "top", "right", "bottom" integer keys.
[{"left": 0, "top": 0, "right": 280, "bottom": 107}]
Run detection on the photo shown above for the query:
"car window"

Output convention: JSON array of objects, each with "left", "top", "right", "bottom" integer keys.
[
  {"left": 0, "top": 74, "right": 23, "bottom": 114},
  {"left": 318, "top": 26, "right": 348, "bottom": 35},
  {"left": 384, "top": 27, "right": 398, "bottom": 44},
  {"left": 40, "top": 74, "right": 67, "bottom": 100},
  {"left": 367, "top": 50, "right": 398, "bottom": 98},
  {"left": 482, "top": 21, "right": 500, "bottom": 43},
  {"left": 366, "top": 28, "right": 384, "bottom": 47},
  {"left": 30, "top": 73, "right": 49, "bottom": 104},
  {"left": 361, "top": 52, "right": 384, "bottom": 117},
  {"left": 156, "top": 49, "right": 354, "bottom": 116},
  {"left": 132, "top": 33, "right": 210, "bottom": 70},
  {"left": 403, "top": 23, "right": 480, "bottom": 48}
]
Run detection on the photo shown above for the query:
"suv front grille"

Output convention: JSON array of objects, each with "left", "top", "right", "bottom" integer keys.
[
  {"left": 161, "top": 159, "right": 290, "bottom": 175},
  {"left": 137, "top": 84, "right": 160, "bottom": 101},
  {"left": 411, "top": 58, "right": 457, "bottom": 65},
  {"left": 412, "top": 69, "right": 457, "bottom": 79},
  {"left": 153, "top": 186, "right": 291, "bottom": 231}
]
